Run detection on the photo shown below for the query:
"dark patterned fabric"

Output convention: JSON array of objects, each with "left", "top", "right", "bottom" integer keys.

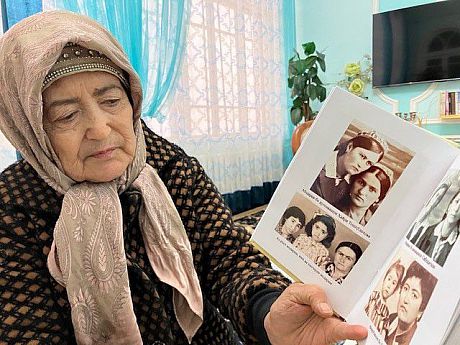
[{"left": 0, "top": 122, "right": 290, "bottom": 344}]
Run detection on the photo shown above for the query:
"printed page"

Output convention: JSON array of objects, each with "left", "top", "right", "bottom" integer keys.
[
  {"left": 347, "top": 163, "right": 460, "bottom": 345},
  {"left": 250, "top": 87, "right": 459, "bottom": 317}
]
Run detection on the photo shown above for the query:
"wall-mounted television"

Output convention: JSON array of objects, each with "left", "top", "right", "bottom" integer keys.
[{"left": 373, "top": 0, "right": 460, "bottom": 88}]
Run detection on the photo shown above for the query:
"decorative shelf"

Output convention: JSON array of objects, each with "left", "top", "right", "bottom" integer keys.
[{"left": 440, "top": 114, "right": 460, "bottom": 120}]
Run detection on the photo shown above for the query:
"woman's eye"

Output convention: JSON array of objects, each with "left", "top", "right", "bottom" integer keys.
[
  {"left": 58, "top": 111, "right": 78, "bottom": 122},
  {"left": 102, "top": 98, "right": 120, "bottom": 106}
]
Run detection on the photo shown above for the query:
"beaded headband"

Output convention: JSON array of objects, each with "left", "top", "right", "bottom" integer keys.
[
  {"left": 356, "top": 130, "right": 389, "bottom": 154},
  {"left": 42, "top": 43, "right": 129, "bottom": 90},
  {"left": 373, "top": 163, "right": 394, "bottom": 186}
]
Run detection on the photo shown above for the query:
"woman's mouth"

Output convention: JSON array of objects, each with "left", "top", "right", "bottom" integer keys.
[
  {"left": 351, "top": 194, "right": 364, "bottom": 203},
  {"left": 91, "top": 147, "right": 116, "bottom": 159}
]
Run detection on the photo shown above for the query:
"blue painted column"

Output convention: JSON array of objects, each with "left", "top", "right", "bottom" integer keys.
[
  {"left": 3, "top": 0, "right": 42, "bottom": 30},
  {"left": 2, "top": 0, "right": 42, "bottom": 160}
]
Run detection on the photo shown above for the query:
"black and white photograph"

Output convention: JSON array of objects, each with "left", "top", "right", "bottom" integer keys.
[
  {"left": 408, "top": 171, "right": 460, "bottom": 266},
  {"left": 310, "top": 120, "right": 413, "bottom": 227},
  {"left": 275, "top": 192, "right": 369, "bottom": 284},
  {"left": 365, "top": 249, "right": 437, "bottom": 345}
]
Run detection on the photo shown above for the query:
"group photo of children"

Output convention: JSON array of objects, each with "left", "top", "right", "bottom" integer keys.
[
  {"left": 275, "top": 192, "right": 369, "bottom": 284},
  {"left": 365, "top": 249, "right": 437, "bottom": 345},
  {"left": 310, "top": 121, "right": 413, "bottom": 227}
]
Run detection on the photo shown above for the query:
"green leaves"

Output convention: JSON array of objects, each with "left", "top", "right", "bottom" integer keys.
[
  {"left": 316, "top": 51, "right": 326, "bottom": 72},
  {"left": 287, "top": 41, "right": 326, "bottom": 125},
  {"left": 290, "top": 107, "right": 302, "bottom": 125},
  {"left": 302, "top": 42, "right": 315, "bottom": 55},
  {"left": 318, "top": 86, "right": 327, "bottom": 101}
]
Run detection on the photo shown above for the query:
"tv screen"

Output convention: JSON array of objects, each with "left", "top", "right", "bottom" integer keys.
[{"left": 373, "top": 0, "right": 460, "bottom": 87}]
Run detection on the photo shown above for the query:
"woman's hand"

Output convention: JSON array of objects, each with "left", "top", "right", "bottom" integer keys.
[{"left": 264, "top": 283, "right": 368, "bottom": 345}]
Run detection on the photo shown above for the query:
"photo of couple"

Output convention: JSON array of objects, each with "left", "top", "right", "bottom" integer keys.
[
  {"left": 407, "top": 170, "right": 460, "bottom": 266},
  {"left": 310, "top": 121, "right": 413, "bottom": 226},
  {"left": 275, "top": 193, "right": 369, "bottom": 284},
  {"left": 365, "top": 250, "right": 437, "bottom": 345}
]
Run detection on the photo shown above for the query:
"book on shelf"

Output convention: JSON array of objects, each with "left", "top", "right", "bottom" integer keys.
[
  {"left": 440, "top": 91, "right": 446, "bottom": 116},
  {"left": 440, "top": 91, "right": 460, "bottom": 117},
  {"left": 251, "top": 87, "right": 460, "bottom": 345}
]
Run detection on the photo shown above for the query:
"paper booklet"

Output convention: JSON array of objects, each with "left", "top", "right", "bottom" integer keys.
[{"left": 250, "top": 87, "right": 460, "bottom": 345}]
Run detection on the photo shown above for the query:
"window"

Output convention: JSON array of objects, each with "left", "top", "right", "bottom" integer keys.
[{"left": 147, "top": 0, "right": 286, "bottom": 194}]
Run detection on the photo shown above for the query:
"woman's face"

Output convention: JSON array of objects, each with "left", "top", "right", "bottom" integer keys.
[
  {"left": 341, "top": 144, "right": 381, "bottom": 175},
  {"left": 446, "top": 192, "right": 460, "bottom": 225},
  {"left": 281, "top": 216, "right": 302, "bottom": 236},
  {"left": 334, "top": 246, "right": 357, "bottom": 274},
  {"left": 397, "top": 276, "right": 423, "bottom": 326},
  {"left": 424, "top": 185, "right": 447, "bottom": 215},
  {"left": 382, "top": 268, "right": 399, "bottom": 300},
  {"left": 311, "top": 220, "right": 328, "bottom": 243},
  {"left": 43, "top": 71, "right": 136, "bottom": 183},
  {"left": 349, "top": 172, "right": 381, "bottom": 209}
]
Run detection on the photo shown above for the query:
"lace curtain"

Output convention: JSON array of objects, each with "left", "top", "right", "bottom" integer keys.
[
  {"left": 42, "top": 0, "right": 189, "bottom": 121},
  {"left": 146, "top": 0, "right": 289, "bottom": 194},
  {"left": 0, "top": 0, "right": 291, "bottom": 197}
]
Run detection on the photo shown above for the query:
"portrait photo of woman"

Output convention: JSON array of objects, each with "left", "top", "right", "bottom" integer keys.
[
  {"left": 416, "top": 188, "right": 460, "bottom": 266},
  {"left": 310, "top": 129, "right": 388, "bottom": 207},
  {"left": 407, "top": 181, "right": 450, "bottom": 245},
  {"left": 383, "top": 260, "right": 437, "bottom": 345},
  {"left": 275, "top": 205, "right": 306, "bottom": 242},
  {"left": 336, "top": 163, "right": 393, "bottom": 226},
  {"left": 310, "top": 121, "right": 413, "bottom": 227},
  {"left": 322, "top": 241, "right": 363, "bottom": 284},
  {"left": 293, "top": 213, "right": 336, "bottom": 266}
]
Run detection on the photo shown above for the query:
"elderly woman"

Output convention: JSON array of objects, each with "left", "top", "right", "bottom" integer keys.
[{"left": 0, "top": 11, "right": 367, "bottom": 345}]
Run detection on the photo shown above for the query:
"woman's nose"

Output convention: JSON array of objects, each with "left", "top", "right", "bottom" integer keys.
[{"left": 85, "top": 108, "right": 111, "bottom": 140}]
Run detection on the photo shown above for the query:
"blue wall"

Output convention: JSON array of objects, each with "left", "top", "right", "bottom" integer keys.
[{"left": 294, "top": 0, "right": 460, "bottom": 137}]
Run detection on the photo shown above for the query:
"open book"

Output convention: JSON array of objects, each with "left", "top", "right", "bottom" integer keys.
[{"left": 250, "top": 87, "right": 460, "bottom": 345}]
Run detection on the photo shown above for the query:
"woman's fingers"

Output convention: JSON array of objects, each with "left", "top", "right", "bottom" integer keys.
[
  {"left": 285, "top": 283, "right": 333, "bottom": 317},
  {"left": 328, "top": 321, "right": 368, "bottom": 343}
]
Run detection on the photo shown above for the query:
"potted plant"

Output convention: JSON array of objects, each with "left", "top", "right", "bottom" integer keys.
[{"left": 288, "top": 41, "right": 326, "bottom": 153}]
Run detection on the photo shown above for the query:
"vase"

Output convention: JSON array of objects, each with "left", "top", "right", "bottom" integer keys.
[{"left": 291, "top": 119, "right": 315, "bottom": 154}]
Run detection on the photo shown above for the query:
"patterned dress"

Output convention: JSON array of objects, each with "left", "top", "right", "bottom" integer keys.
[
  {"left": 293, "top": 234, "right": 329, "bottom": 266},
  {"left": 0, "top": 122, "right": 290, "bottom": 344},
  {"left": 322, "top": 262, "right": 347, "bottom": 284},
  {"left": 365, "top": 290, "right": 389, "bottom": 333}
]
